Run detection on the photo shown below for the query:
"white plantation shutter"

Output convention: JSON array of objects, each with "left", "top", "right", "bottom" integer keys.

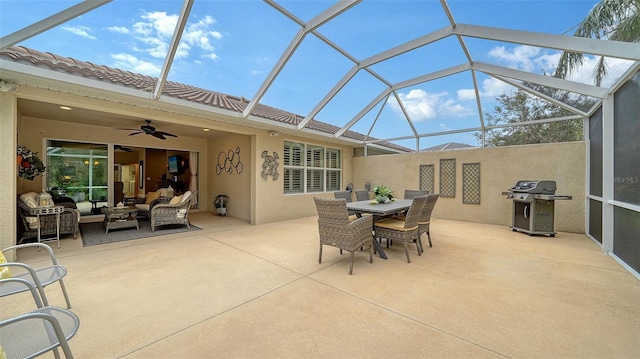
[{"left": 283, "top": 141, "right": 341, "bottom": 194}]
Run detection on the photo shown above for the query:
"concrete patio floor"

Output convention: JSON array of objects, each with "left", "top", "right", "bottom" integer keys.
[{"left": 3, "top": 212, "right": 639, "bottom": 358}]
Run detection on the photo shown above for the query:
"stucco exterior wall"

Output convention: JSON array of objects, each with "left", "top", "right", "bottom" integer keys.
[
  {"left": 352, "top": 142, "right": 586, "bottom": 233},
  {"left": 253, "top": 133, "right": 355, "bottom": 225},
  {"left": 1, "top": 92, "right": 18, "bottom": 259},
  {"left": 208, "top": 132, "right": 252, "bottom": 222}
]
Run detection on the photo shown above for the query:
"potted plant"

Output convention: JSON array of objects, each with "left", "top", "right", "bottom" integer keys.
[
  {"left": 373, "top": 184, "right": 394, "bottom": 203},
  {"left": 214, "top": 194, "right": 228, "bottom": 216},
  {"left": 17, "top": 145, "right": 46, "bottom": 180}
]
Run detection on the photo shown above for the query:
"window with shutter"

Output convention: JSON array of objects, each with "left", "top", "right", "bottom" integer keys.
[{"left": 283, "top": 141, "right": 341, "bottom": 194}]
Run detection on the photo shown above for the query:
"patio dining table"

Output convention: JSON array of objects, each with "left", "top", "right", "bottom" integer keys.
[{"left": 346, "top": 199, "right": 413, "bottom": 260}]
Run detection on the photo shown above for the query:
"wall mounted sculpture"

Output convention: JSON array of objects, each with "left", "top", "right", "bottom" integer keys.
[
  {"left": 261, "top": 151, "right": 279, "bottom": 180},
  {"left": 216, "top": 147, "right": 243, "bottom": 175}
]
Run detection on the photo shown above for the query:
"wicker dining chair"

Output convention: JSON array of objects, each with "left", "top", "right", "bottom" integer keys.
[
  {"left": 417, "top": 194, "right": 440, "bottom": 251},
  {"left": 314, "top": 197, "right": 373, "bottom": 275},
  {"left": 373, "top": 195, "right": 428, "bottom": 263},
  {"left": 333, "top": 190, "right": 353, "bottom": 202},
  {"left": 403, "top": 189, "right": 429, "bottom": 199},
  {"left": 355, "top": 190, "right": 370, "bottom": 201}
]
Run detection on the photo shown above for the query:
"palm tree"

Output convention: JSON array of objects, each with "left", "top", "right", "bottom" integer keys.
[{"left": 555, "top": 0, "right": 640, "bottom": 86}]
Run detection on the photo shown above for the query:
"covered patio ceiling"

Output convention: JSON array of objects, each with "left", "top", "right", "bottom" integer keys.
[{"left": 1, "top": 0, "right": 639, "bottom": 150}]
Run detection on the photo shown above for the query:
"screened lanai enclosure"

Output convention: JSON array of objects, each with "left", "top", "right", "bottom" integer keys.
[{"left": 1, "top": 0, "right": 639, "bottom": 277}]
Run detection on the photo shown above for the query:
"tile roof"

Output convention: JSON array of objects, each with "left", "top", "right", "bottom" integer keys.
[
  {"left": 421, "top": 142, "right": 476, "bottom": 151},
  {"left": 0, "top": 46, "right": 411, "bottom": 153}
]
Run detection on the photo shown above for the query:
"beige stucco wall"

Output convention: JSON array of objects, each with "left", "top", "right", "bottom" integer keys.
[
  {"left": 207, "top": 132, "right": 252, "bottom": 222},
  {"left": 252, "top": 133, "right": 355, "bottom": 225},
  {"left": 1, "top": 92, "right": 18, "bottom": 259},
  {"left": 352, "top": 141, "right": 586, "bottom": 233}
]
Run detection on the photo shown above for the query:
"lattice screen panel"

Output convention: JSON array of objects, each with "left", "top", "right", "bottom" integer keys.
[
  {"left": 419, "top": 164, "right": 434, "bottom": 193},
  {"left": 439, "top": 159, "right": 456, "bottom": 198},
  {"left": 462, "top": 163, "right": 481, "bottom": 204}
]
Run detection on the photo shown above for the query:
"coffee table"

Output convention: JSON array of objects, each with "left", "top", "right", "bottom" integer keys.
[{"left": 103, "top": 206, "right": 139, "bottom": 234}]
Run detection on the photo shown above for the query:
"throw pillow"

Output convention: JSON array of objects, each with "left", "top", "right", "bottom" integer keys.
[
  {"left": 0, "top": 251, "right": 11, "bottom": 279},
  {"left": 20, "top": 192, "right": 38, "bottom": 208},
  {"left": 169, "top": 195, "right": 183, "bottom": 205},
  {"left": 145, "top": 191, "right": 160, "bottom": 204},
  {"left": 181, "top": 191, "right": 192, "bottom": 203}
]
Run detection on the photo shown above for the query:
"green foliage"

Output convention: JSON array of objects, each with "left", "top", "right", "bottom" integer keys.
[
  {"left": 476, "top": 90, "right": 584, "bottom": 147},
  {"left": 373, "top": 184, "right": 393, "bottom": 203},
  {"left": 555, "top": 0, "right": 640, "bottom": 86}
]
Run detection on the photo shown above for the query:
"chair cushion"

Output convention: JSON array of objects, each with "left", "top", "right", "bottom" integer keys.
[
  {"left": 176, "top": 208, "right": 188, "bottom": 218},
  {"left": 374, "top": 218, "right": 418, "bottom": 231},
  {"left": 135, "top": 203, "right": 150, "bottom": 211},
  {"left": 145, "top": 191, "right": 161, "bottom": 204},
  {"left": 169, "top": 195, "right": 183, "bottom": 205},
  {"left": 181, "top": 191, "right": 192, "bottom": 203},
  {"left": 0, "top": 251, "right": 11, "bottom": 279},
  {"left": 19, "top": 192, "right": 38, "bottom": 208}
]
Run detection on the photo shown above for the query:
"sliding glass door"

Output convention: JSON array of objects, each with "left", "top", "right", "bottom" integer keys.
[{"left": 47, "top": 140, "right": 108, "bottom": 215}]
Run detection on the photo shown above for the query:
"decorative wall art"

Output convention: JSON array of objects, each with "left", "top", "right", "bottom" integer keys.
[
  {"left": 261, "top": 151, "right": 279, "bottom": 180},
  {"left": 216, "top": 146, "right": 243, "bottom": 175}
]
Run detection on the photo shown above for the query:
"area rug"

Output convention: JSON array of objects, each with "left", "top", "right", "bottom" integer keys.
[{"left": 80, "top": 220, "right": 201, "bottom": 247}]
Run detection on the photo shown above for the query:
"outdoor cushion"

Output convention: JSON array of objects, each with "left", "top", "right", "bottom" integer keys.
[
  {"left": 374, "top": 218, "right": 418, "bottom": 231},
  {"left": 135, "top": 203, "right": 150, "bottom": 211},
  {"left": 181, "top": 191, "right": 192, "bottom": 203},
  {"left": 0, "top": 251, "right": 10, "bottom": 279},
  {"left": 19, "top": 192, "right": 40, "bottom": 229},
  {"left": 169, "top": 195, "right": 183, "bottom": 205},
  {"left": 145, "top": 191, "right": 161, "bottom": 204},
  {"left": 0, "top": 252, "right": 11, "bottom": 279}
]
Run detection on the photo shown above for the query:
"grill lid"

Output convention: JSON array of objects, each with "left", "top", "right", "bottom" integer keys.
[{"left": 509, "top": 180, "right": 557, "bottom": 194}]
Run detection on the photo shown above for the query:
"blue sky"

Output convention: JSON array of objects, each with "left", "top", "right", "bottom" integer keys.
[{"left": 1, "top": 0, "right": 633, "bottom": 149}]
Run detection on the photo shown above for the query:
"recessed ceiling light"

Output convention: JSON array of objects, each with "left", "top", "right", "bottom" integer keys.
[
  {"left": 59, "top": 106, "right": 72, "bottom": 111},
  {"left": 203, "top": 128, "right": 210, "bottom": 132}
]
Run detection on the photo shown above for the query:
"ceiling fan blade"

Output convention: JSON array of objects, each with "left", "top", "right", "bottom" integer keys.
[
  {"left": 152, "top": 132, "right": 166, "bottom": 140},
  {"left": 114, "top": 128, "right": 139, "bottom": 131},
  {"left": 128, "top": 132, "right": 143, "bottom": 136},
  {"left": 156, "top": 131, "right": 178, "bottom": 138}
]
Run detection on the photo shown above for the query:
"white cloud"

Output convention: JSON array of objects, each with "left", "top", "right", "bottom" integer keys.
[
  {"left": 111, "top": 53, "right": 161, "bottom": 76},
  {"left": 388, "top": 89, "right": 473, "bottom": 121},
  {"left": 484, "top": 44, "right": 633, "bottom": 87},
  {"left": 62, "top": 26, "right": 96, "bottom": 40},
  {"left": 106, "top": 26, "right": 130, "bottom": 35},
  {"left": 457, "top": 77, "right": 513, "bottom": 101},
  {"left": 251, "top": 70, "right": 263, "bottom": 75},
  {"left": 488, "top": 45, "right": 541, "bottom": 72},
  {"left": 127, "top": 12, "right": 222, "bottom": 61}
]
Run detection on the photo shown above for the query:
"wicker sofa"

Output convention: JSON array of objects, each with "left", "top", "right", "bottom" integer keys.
[
  {"left": 150, "top": 191, "right": 197, "bottom": 232},
  {"left": 17, "top": 192, "right": 81, "bottom": 242}
]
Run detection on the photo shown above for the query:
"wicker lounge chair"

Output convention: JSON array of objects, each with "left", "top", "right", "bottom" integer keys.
[
  {"left": 17, "top": 193, "right": 80, "bottom": 242},
  {"left": 150, "top": 191, "right": 197, "bottom": 232},
  {"left": 314, "top": 197, "right": 373, "bottom": 275}
]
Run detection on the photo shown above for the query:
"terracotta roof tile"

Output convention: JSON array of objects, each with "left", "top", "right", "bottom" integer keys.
[{"left": 0, "top": 46, "right": 410, "bottom": 152}]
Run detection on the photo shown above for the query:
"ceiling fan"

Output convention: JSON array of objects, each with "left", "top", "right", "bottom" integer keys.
[
  {"left": 114, "top": 145, "right": 133, "bottom": 152},
  {"left": 117, "top": 120, "right": 178, "bottom": 140}
]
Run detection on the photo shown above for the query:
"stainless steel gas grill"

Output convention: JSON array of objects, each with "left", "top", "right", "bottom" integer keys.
[{"left": 503, "top": 180, "right": 572, "bottom": 237}]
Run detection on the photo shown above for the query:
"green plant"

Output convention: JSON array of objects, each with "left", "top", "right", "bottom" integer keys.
[
  {"left": 17, "top": 145, "right": 46, "bottom": 180},
  {"left": 214, "top": 195, "right": 228, "bottom": 208},
  {"left": 373, "top": 184, "right": 393, "bottom": 203}
]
